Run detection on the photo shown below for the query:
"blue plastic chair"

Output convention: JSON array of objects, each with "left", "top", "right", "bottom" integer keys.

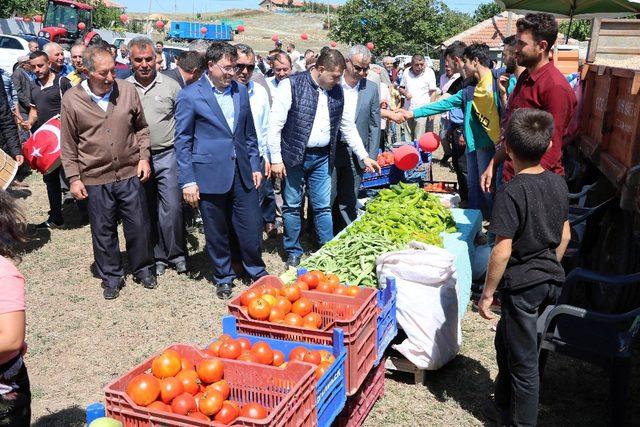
[{"left": 538, "top": 268, "right": 640, "bottom": 426}]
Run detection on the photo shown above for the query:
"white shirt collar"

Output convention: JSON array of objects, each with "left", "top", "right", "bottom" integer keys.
[
  {"left": 205, "top": 74, "right": 232, "bottom": 95},
  {"left": 341, "top": 76, "right": 359, "bottom": 91},
  {"left": 81, "top": 79, "right": 112, "bottom": 100}
]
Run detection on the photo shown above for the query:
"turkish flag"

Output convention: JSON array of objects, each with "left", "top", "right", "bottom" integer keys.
[{"left": 23, "top": 116, "right": 62, "bottom": 175}]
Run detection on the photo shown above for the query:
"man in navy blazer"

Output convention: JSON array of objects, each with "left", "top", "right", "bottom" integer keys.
[{"left": 175, "top": 42, "right": 267, "bottom": 299}]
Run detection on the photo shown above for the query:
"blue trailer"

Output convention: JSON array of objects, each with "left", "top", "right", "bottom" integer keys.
[{"left": 167, "top": 21, "right": 233, "bottom": 42}]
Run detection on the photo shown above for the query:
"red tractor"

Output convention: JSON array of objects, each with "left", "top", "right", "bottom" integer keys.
[{"left": 38, "top": 0, "right": 102, "bottom": 47}]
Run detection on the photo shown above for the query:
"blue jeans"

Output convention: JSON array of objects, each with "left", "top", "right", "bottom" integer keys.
[
  {"left": 467, "top": 146, "right": 495, "bottom": 219},
  {"left": 282, "top": 149, "right": 333, "bottom": 257}
]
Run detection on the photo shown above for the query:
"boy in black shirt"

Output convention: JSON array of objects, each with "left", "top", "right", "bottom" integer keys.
[{"left": 478, "top": 108, "right": 571, "bottom": 426}]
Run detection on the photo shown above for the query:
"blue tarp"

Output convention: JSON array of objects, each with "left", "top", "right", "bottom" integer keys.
[{"left": 442, "top": 208, "right": 482, "bottom": 318}]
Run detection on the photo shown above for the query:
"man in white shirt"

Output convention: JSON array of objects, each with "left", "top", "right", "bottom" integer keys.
[
  {"left": 266, "top": 51, "right": 292, "bottom": 93},
  {"left": 235, "top": 44, "right": 277, "bottom": 238},
  {"left": 333, "top": 44, "right": 380, "bottom": 233},
  {"left": 399, "top": 54, "right": 438, "bottom": 140},
  {"left": 268, "top": 49, "right": 380, "bottom": 268}
]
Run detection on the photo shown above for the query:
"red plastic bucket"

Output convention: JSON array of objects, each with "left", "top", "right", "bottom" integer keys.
[{"left": 393, "top": 145, "right": 420, "bottom": 171}]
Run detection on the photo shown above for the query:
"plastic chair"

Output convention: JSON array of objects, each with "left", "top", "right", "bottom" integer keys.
[{"left": 538, "top": 268, "right": 640, "bottom": 426}]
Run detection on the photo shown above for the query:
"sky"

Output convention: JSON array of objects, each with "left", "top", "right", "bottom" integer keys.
[{"left": 118, "top": 0, "right": 489, "bottom": 16}]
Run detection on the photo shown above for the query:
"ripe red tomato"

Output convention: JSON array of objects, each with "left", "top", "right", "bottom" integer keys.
[
  {"left": 272, "top": 350, "right": 285, "bottom": 367},
  {"left": 159, "top": 377, "right": 185, "bottom": 404},
  {"left": 126, "top": 373, "right": 160, "bottom": 406},
  {"left": 240, "top": 402, "right": 269, "bottom": 420},
  {"left": 283, "top": 312, "right": 304, "bottom": 327},
  {"left": 163, "top": 349, "right": 181, "bottom": 360},
  {"left": 237, "top": 350, "right": 260, "bottom": 363},
  {"left": 289, "top": 346, "right": 307, "bottom": 362},
  {"left": 315, "top": 361, "right": 332, "bottom": 380},
  {"left": 171, "top": 392, "right": 196, "bottom": 415},
  {"left": 215, "top": 402, "right": 240, "bottom": 425},
  {"left": 303, "top": 350, "right": 322, "bottom": 366},
  {"left": 299, "top": 272, "right": 319, "bottom": 289},
  {"left": 294, "top": 280, "right": 309, "bottom": 291},
  {"left": 268, "top": 307, "right": 286, "bottom": 323},
  {"left": 240, "top": 289, "right": 261, "bottom": 307},
  {"left": 236, "top": 337, "right": 251, "bottom": 352},
  {"left": 325, "top": 274, "right": 340, "bottom": 287},
  {"left": 333, "top": 284, "right": 348, "bottom": 295},
  {"left": 318, "top": 350, "right": 335, "bottom": 364},
  {"left": 280, "top": 284, "right": 301, "bottom": 302},
  {"left": 274, "top": 296, "right": 292, "bottom": 314},
  {"left": 147, "top": 400, "right": 172, "bottom": 413},
  {"left": 196, "top": 358, "right": 224, "bottom": 384},
  {"left": 199, "top": 389, "right": 224, "bottom": 416},
  {"left": 187, "top": 411, "right": 210, "bottom": 421},
  {"left": 291, "top": 297, "right": 313, "bottom": 317},
  {"left": 303, "top": 312, "right": 322, "bottom": 329},
  {"left": 248, "top": 297, "right": 271, "bottom": 320},
  {"left": 151, "top": 352, "right": 181, "bottom": 379},
  {"left": 206, "top": 340, "right": 223, "bottom": 357},
  {"left": 261, "top": 286, "right": 278, "bottom": 297},
  {"left": 315, "top": 282, "right": 334, "bottom": 293},
  {"left": 180, "top": 357, "right": 194, "bottom": 372},
  {"left": 309, "top": 270, "right": 326, "bottom": 284},
  {"left": 175, "top": 370, "right": 200, "bottom": 395},
  {"left": 346, "top": 285, "right": 360, "bottom": 297},
  {"left": 225, "top": 400, "right": 241, "bottom": 411},
  {"left": 219, "top": 340, "right": 242, "bottom": 360},
  {"left": 206, "top": 380, "right": 230, "bottom": 400},
  {"left": 250, "top": 341, "right": 274, "bottom": 365}
]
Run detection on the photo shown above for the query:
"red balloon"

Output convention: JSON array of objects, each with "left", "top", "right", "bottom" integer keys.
[
  {"left": 418, "top": 132, "right": 441, "bottom": 153},
  {"left": 120, "top": 14, "right": 128, "bottom": 23},
  {"left": 200, "top": 26, "right": 207, "bottom": 34},
  {"left": 78, "top": 22, "right": 86, "bottom": 30},
  {"left": 330, "top": 41, "right": 337, "bottom": 48},
  {"left": 393, "top": 145, "right": 420, "bottom": 171},
  {"left": 34, "top": 15, "right": 43, "bottom": 23},
  {"left": 156, "top": 20, "right": 165, "bottom": 29},
  {"left": 237, "top": 25, "right": 245, "bottom": 32},
  {"left": 366, "top": 42, "right": 374, "bottom": 50},
  {"left": 300, "top": 33, "right": 308, "bottom": 40},
  {"left": 271, "top": 34, "right": 279, "bottom": 42}
]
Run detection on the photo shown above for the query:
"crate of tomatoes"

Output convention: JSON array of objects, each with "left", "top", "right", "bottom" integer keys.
[
  {"left": 218, "top": 316, "right": 347, "bottom": 427},
  {"left": 228, "top": 274, "right": 378, "bottom": 396},
  {"left": 104, "top": 344, "right": 316, "bottom": 426}
]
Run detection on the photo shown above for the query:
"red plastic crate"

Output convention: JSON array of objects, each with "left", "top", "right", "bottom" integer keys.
[
  {"left": 104, "top": 344, "right": 316, "bottom": 427},
  {"left": 335, "top": 357, "right": 386, "bottom": 427},
  {"left": 228, "top": 276, "right": 379, "bottom": 396}
]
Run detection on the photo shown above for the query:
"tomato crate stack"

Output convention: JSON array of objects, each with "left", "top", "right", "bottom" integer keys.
[
  {"left": 228, "top": 276, "right": 378, "bottom": 396},
  {"left": 221, "top": 316, "right": 347, "bottom": 427},
  {"left": 335, "top": 357, "right": 386, "bottom": 427},
  {"left": 104, "top": 344, "right": 316, "bottom": 426}
]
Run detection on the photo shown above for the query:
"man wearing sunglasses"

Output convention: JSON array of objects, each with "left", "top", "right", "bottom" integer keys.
[
  {"left": 175, "top": 42, "right": 267, "bottom": 299},
  {"left": 332, "top": 44, "right": 380, "bottom": 233},
  {"left": 234, "top": 44, "right": 277, "bottom": 238}
]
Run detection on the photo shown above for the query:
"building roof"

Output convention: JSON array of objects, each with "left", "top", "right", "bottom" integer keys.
[
  {"left": 441, "top": 11, "right": 578, "bottom": 49},
  {"left": 259, "top": 0, "right": 305, "bottom": 7},
  {"left": 102, "top": 0, "right": 125, "bottom": 8}
]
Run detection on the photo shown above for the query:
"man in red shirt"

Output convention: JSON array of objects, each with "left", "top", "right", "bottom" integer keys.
[{"left": 480, "top": 13, "right": 577, "bottom": 191}]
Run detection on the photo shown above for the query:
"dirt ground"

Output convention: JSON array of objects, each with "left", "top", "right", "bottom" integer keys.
[{"left": 11, "top": 144, "right": 640, "bottom": 426}]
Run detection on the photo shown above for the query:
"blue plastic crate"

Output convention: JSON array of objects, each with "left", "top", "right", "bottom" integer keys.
[
  {"left": 375, "top": 276, "right": 398, "bottom": 366},
  {"left": 221, "top": 316, "right": 347, "bottom": 427},
  {"left": 360, "top": 166, "right": 404, "bottom": 189}
]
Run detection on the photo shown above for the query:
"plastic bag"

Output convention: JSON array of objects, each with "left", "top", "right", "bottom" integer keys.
[{"left": 377, "top": 242, "right": 461, "bottom": 370}]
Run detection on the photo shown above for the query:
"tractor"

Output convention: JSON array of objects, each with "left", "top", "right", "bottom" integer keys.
[{"left": 38, "top": 0, "right": 101, "bottom": 48}]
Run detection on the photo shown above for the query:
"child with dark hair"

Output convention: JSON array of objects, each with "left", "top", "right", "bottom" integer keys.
[
  {"left": 0, "top": 190, "right": 30, "bottom": 425},
  {"left": 478, "top": 108, "right": 571, "bottom": 426}
]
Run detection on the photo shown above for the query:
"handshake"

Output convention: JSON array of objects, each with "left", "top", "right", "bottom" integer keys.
[{"left": 385, "top": 109, "right": 414, "bottom": 124}]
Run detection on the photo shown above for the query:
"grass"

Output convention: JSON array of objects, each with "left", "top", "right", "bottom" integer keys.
[{"left": 12, "top": 153, "right": 640, "bottom": 426}]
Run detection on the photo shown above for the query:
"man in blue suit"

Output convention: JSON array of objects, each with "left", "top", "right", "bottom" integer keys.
[{"left": 175, "top": 42, "right": 267, "bottom": 299}]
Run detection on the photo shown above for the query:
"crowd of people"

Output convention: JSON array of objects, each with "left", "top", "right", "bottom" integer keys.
[{"left": 0, "top": 10, "right": 580, "bottom": 426}]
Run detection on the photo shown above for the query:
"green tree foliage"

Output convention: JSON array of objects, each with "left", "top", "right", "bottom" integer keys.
[
  {"left": 559, "top": 18, "right": 592, "bottom": 41},
  {"left": 473, "top": 2, "right": 504, "bottom": 23},
  {"left": 0, "top": 0, "right": 47, "bottom": 19},
  {"left": 330, "top": 0, "right": 473, "bottom": 56},
  {"left": 91, "top": 1, "right": 121, "bottom": 29}
]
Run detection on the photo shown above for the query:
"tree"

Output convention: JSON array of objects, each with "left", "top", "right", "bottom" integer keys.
[
  {"left": 559, "top": 18, "right": 592, "bottom": 41},
  {"left": 473, "top": 2, "right": 504, "bottom": 23},
  {"left": 0, "top": 0, "right": 46, "bottom": 19},
  {"left": 330, "top": 0, "right": 473, "bottom": 56}
]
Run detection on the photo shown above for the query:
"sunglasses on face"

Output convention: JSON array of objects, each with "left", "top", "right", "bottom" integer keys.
[
  {"left": 236, "top": 63, "right": 255, "bottom": 72},
  {"left": 349, "top": 61, "right": 369, "bottom": 73}
]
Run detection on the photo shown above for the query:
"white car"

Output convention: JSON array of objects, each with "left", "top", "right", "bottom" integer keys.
[{"left": 0, "top": 34, "right": 29, "bottom": 73}]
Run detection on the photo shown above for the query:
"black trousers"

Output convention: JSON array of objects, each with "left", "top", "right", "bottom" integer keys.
[
  {"left": 146, "top": 149, "right": 186, "bottom": 266},
  {"left": 86, "top": 176, "right": 154, "bottom": 288},
  {"left": 494, "top": 283, "right": 561, "bottom": 427},
  {"left": 257, "top": 158, "right": 277, "bottom": 225},
  {"left": 42, "top": 166, "right": 64, "bottom": 224},
  {"left": 449, "top": 126, "right": 469, "bottom": 203},
  {"left": 0, "top": 358, "right": 30, "bottom": 426}
]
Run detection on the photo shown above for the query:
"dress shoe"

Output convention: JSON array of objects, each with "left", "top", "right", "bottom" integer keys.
[
  {"left": 175, "top": 261, "right": 188, "bottom": 274},
  {"left": 102, "top": 278, "right": 125, "bottom": 300},
  {"left": 264, "top": 222, "right": 278, "bottom": 238},
  {"left": 285, "top": 255, "right": 301, "bottom": 269},
  {"left": 36, "top": 219, "right": 63, "bottom": 229},
  {"left": 134, "top": 274, "right": 158, "bottom": 289},
  {"left": 216, "top": 283, "right": 233, "bottom": 299},
  {"left": 155, "top": 263, "right": 167, "bottom": 276}
]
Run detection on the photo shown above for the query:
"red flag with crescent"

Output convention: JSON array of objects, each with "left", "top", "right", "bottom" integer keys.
[{"left": 22, "top": 116, "right": 62, "bottom": 175}]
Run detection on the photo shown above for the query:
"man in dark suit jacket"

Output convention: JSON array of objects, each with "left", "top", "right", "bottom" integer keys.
[
  {"left": 175, "top": 42, "right": 267, "bottom": 299},
  {"left": 332, "top": 45, "right": 381, "bottom": 233},
  {"left": 163, "top": 51, "right": 206, "bottom": 89},
  {"left": 0, "top": 78, "right": 23, "bottom": 165}
]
